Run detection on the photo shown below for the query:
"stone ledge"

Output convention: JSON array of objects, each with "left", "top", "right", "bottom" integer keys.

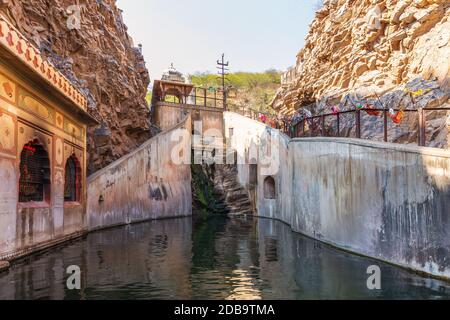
[
  {"left": 0, "top": 261, "right": 10, "bottom": 272},
  {"left": 0, "top": 231, "right": 86, "bottom": 262},
  {"left": 291, "top": 137, "right": 450, "bottom": 158}
]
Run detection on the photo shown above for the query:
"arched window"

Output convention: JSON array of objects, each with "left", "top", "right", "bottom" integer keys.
[
  {"left": 264, "top": 176, "right": 276, "bottom": 200},
  {"left": 64, "top": 154, "right": 82, "bottom": 202},
  {"left": 19, "top": 140, "right": 51, "bottom": 203}
]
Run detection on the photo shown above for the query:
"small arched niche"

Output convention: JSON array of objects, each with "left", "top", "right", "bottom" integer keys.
[{"left": 263, "top": 176, "right": 276, "bottom": 200}]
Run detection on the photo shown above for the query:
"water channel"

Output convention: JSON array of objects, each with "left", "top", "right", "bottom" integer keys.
[{"left": 0, "top": 216, "right": 449, "bottom": 300}]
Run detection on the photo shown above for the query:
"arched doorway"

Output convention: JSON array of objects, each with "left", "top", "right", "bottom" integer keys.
[
  {"left": 64, "top": 154, "right": 82, "bottom": 202},
  {"left": 19, "top": 139, "right": 51, "bottom": 203},
  {"left": 264, "top": 176, "right": 276, "bottom": 200}
]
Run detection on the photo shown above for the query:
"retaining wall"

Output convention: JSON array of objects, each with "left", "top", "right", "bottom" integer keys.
[
  {"left": 87, "top": 115, "right": 193, "bottom": 230},
  {"left": 223, "top": 112, "right": 450, "bottom": 280}
]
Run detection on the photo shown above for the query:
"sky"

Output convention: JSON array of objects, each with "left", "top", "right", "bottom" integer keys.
[{"left": 116, "top": 0, "right": 317, "bottom": 82}]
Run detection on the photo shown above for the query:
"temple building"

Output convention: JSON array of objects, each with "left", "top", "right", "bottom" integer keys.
[
  {"left": 153, "top": 63, "right": 194, "bottom": 105},
  {"left": 0, "top": 14, "right": 97, "bottom": 260},
  {"left": 151, "top": 63, "right": 225, "bottom": 135}
]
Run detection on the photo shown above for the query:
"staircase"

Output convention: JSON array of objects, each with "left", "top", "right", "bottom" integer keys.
[
  {"left": 191, "top": 138, "right": 254, "bottom": 216},
  {"left": 211, "top": 163, "right": 254, "bottom": 216}
]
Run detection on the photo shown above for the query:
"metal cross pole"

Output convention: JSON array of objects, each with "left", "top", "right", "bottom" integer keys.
[
  {"left": 217, "top": 53, "right": 229, "bottom": 109},
  {"left": 373, "top": 92, "right": 388, "bottom": 142},
  {"left": 408, "top": 92, "right": 426, "bottom": 147}
]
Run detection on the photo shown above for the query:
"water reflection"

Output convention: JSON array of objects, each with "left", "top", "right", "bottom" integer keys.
[{"left": 0, "top": 216, "right": 449, "bottom": 300}]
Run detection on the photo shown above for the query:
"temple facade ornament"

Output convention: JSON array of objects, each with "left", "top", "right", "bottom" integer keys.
[
  {"left": 0, "top": 14, "right": 88, "bottom": 111},
  {"left": 152, "top": 64, "right": 194, "bottom": 106},
  {"left": 0, "top": 15, "right": 97, "bottom": 261},
  {"left": 161, "top": 63, "right": 187, "bottom": 83}
]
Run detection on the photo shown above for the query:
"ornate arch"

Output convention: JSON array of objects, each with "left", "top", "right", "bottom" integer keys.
[{"left": 19, "top": 138, "right": 51, "bottom": 203}]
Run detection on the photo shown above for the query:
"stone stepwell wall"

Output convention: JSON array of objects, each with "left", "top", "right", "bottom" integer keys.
[
  {"left": 223, "top": 112, "right": 450, "bottom": 280},
  {"left": 87, "top": 115, "right": 192, "bottom": 231}
]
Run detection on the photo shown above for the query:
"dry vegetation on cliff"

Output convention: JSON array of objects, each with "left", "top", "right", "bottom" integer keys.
[{"left": 192, "top": 71, "right": 281, "bottom": 114}]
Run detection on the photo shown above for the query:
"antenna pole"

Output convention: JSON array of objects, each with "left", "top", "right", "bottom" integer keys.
[{"left": 217, "top": 53, "right": 229, "bottom": 109}]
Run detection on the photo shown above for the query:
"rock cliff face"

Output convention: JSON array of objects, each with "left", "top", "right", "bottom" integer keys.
[
  {"left": 0, "top": 0, "right": 150, "bottom": 173},
  {"left": 274, "top": 0, "right": 450, "bottom": 147}
]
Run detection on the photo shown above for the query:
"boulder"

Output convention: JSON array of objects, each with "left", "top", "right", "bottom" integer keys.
[
  {"left": 353, "top": 62, "right": 369, "bottom": 77},
  {"left": 391, "top": 0, "right": 412, "bottom": 24}
]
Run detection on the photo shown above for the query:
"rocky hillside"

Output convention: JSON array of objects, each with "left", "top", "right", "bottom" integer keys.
[
  {"left": 273, "top": 0, "right": 450, "bottom": 147},
  {"left": 0, "top": 0, "right": 150, "bottom": 173}
]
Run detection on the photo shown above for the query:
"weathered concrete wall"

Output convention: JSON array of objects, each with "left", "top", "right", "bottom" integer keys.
[
  {"left": 191, "top": 108, "right": 224, "bottom": 137},
  {"left": 223, "top": 112, "right": 450, "bottom": 280},
  {"left": 223, "top": 112, "right": 291, "bottom": 217},
  {"left": 87, "top": 115, "right": 192, "bottom": 230},
  {"left": 153, "top": 103, "right": 188, "bottom": 132},
  {"left": 154, "top": 103, "right": 223, "bottom": 136},
  {"left": 287, "top": 138, "right": 450, "bottom": 279}
]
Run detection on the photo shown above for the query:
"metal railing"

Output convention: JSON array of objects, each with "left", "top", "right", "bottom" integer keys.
[
  {"left": 228, "top": 106, "right": 286, "bottom": 130},
  {"left": 286, "top": 107, "right": 450, "bottom": 147},
  {"left": 155, "top": 85, "right": 226, "bottom": 109},
  {"left": 228, "top": 106, "right": 274, "bottom": 120}
]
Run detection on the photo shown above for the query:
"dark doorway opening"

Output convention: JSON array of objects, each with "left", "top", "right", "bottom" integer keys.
[
  {"left": 19, "top": 140, "right": 51, "bottom": 203},
  {"left": 64, "top": 154, "right": 82, "bottom": 202},
  {"left": 264, "top": 176, "right": 276, "bottom": 199}
]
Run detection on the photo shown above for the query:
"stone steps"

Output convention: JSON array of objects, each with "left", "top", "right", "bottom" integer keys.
[
  {"left": 228, "top": 209, "right": 254, "bottom": 216},
  {"left": 210, "top": 163, "right": 254, "bottom": 216},
  {"left": 226, "top": 192, "right": 249, "bottom": 203},
  {"left": 232, "top": 198, "right": 252, "bottom": 207}
]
